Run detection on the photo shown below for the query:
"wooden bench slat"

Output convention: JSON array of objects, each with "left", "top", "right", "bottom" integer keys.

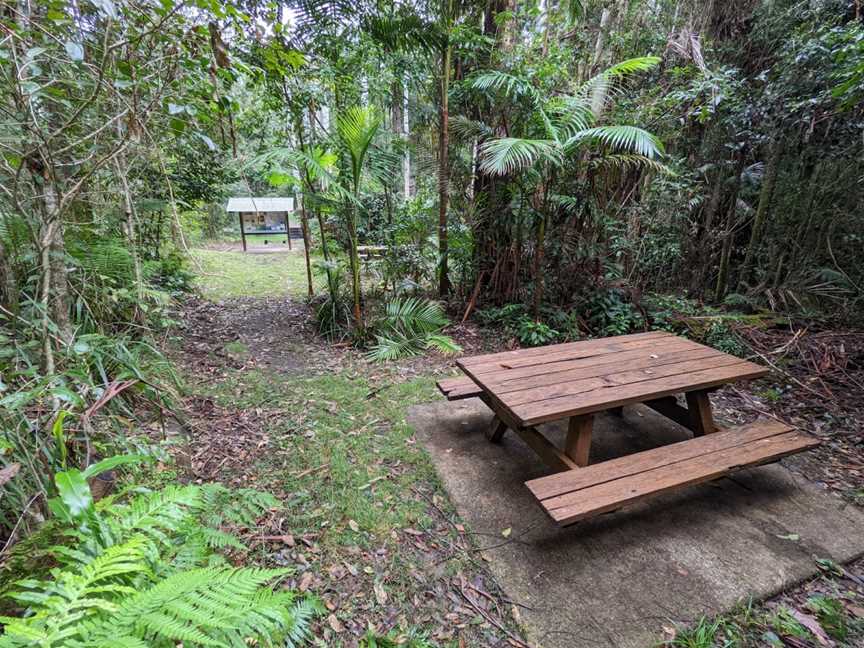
[
  {"left": 436, "top": 376, "right": 483, "bottom": 401},
  {"left": 527, "top": 420, "right": 790, "bottom": 501},
  {"left": 526, "top": 423, "right": 818, "bottom": 526}
]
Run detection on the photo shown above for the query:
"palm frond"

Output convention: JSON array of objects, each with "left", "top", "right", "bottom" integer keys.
[
  {"left": 424, "top": 334, "right": 461, "bottom": 355},
  {"left": 478, "top": 138, "right": 562, "bottom": 175},
  {"left": 337, "top": 106, "right": 382, "bottom": 188},
  {"left": 604, "top": 56, "right": 662, "bottom": 76},
  {"left": 367, "top": 298, "right": 458, "bottom": 361},
  {"left": 468, "top": 71, "right": 542, "bottom": 106},
  {"left": 578, "top": 56, "right": 660, "bottom": 116},
  {"left": 449, "top": 115, "right": 495, "bottom": 140},
  {"left": 588, "top": 153, "right": 673, "bottom": 175},
  {"left": 565, "top": 126, "right": 664, "bottom": 158},
  {"left": 547, "top": 97, "right": 594, "bottom": 139},
  {"left": 363, "top": 12, "right": 442, "bottom": 52}
]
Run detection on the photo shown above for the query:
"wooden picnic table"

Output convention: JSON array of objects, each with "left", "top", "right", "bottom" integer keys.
[{"left": 437, "top": 331, "right": 818, "bottom": 526}]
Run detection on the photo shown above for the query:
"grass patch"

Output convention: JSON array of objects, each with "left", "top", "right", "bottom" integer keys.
[
  {"left": 191, "top": 366, "right": 514, "bottom": 644},
  {"left": 665, "top": 588, "right": 864, "bottom": 647},
  {"left": 207, "top": 367, "right": 441, "bottom": 548},
  {"left": 192, "top": 248, "right": 313, "bottom": 300}
]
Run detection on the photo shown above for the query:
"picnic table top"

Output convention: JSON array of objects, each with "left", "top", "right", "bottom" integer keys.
[{"left": 456, "top": 331, "right": 769, "bottom": 428}]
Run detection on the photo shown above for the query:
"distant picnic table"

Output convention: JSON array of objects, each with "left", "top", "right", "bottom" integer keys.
[{"left": 438, "top": 331, "right": 818, "bottom": 526}]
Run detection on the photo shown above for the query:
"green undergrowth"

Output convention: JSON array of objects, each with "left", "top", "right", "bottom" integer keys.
[
  {"left": 206, "top": 367, "right": 441, "bottom": 548},
  {"left": 664, "top": 571, "right": 864, "bottom": 647},
  {"left": 197, "top": 366, "right": 497, "bottom": 645},
  {"left": 192, "top": 248, "right": 313, "bottom": 300}
]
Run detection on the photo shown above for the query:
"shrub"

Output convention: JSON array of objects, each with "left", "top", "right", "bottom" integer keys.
[
  {"left": 582, "top": 289, "right": 644, "bottom": 336},
  {"left": 515, "top": 318, "right": 559, "bottom": 347},
  {"left": 366, "top": 298, "right": 461, "bottom": 361}
]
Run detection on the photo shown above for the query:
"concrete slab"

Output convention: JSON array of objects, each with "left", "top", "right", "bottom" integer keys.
[{"left": 408, "top": 398, "right": 864, "bottom": 648}]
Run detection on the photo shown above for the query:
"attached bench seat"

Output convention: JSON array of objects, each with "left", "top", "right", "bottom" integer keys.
[
  {"left": 437, "top": 376, "right": 483, "bottom": 401},
  {"left": 525, "top": 420, "right": 818, "bottom": 526}
]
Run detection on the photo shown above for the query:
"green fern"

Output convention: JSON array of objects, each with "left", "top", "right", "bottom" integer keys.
[{"left": 0, "top": 456, "right": 320, "bottom": 647}]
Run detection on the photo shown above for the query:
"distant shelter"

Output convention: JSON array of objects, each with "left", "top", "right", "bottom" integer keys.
[{"left": 225, "top": 197, "right": 296, "bottom": 251}]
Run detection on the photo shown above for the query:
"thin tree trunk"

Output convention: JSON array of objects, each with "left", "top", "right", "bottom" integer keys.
[
  {"left": 0, "top": 238, "right": 18, "bottom": 317},
  {"left": 714, "top": 163, "right": 743, "bottom": 301},
  {"left": 297, "top": 193, "right": 314, "bottom": 297},
  {"left": 39, "top": 220, "right": 56, "bottom": 375},
  {"left": 113, "top": 147, "right": 145, "bottom": 307},
  {"left": 348, "top": 203, "right": 363, "bottom": 326},
  {"left": 739, "top": 137, "right": 781, "bottom": 288},
  {"left": 403, "top": 78, "right": 411, "bottom": 199},
  {"left": 532, "top": 213, "right": 546, "bottom": 321},
  {"left": 691, "top": 168, "right": 724, "bottom": 295},
  {"left": 42, "top": 181, "right": 72, "bottom": 344},
  {"left": 437, "top": 34, "right": 452, "bottom": 298}
]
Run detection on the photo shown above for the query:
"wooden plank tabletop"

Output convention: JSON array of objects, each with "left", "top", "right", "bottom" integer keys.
[{"left": 457, "top": 331, "right": 768, "bottom": 427}]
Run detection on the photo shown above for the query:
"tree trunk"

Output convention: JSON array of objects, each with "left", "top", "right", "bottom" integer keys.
[
  {"left": 0, "top": 238, "right": 18, "bottom": 317},
  {"left": 113, "top": 149, "right": 145, "bottom": 309},
  {"left": 348, "top": 204, "right": 363, "bottom": 326},
  {"left": 402, "top": 78, "right": 411, "bottom": 199},
  {"left": 297, "top": 193, "right": 314, "bottom": 298},
  {"left": 42, "top": 180, "right": 72, "bottom": 344},
  {"left": 690, "top": 168, "right": 724, "bottom": 296},
  {"left": 738, "top": 137, "right": 781, "bottom": 288},
  {"left": 714, "top": 162, "right": 743, "bottom": 301},
  {"left": 437, "top": 37, "right": 452, "bottom": 298},
  {"left": 532, "top": 212, "right": 547, "bottom": 321}
]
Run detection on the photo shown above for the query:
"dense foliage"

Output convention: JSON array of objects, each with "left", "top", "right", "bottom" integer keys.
[{"left": 1, "top": 0, "right": 862, "bottom": 639}]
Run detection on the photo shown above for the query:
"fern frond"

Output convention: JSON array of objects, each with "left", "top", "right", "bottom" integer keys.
[
  {"left": 109, "top": 485, "right": 202, "bottom": 540},
  {"left": 85, "top": 567, "right": 292, "bottom": 646}
]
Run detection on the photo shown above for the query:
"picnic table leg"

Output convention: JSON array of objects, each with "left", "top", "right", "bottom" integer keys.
[
  {"left": 685, "top": 389, "right": 717, "bottom": 436},
  {"left": 486, "top": 415, "right": 508, "bottom": 443},
  {"left": 564, "top": 414, "right": 593, "bottom": 467}
]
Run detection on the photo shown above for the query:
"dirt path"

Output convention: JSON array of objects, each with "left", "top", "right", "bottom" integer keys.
[{"left": 166, "top": 288, "right": 528, "bottom": 647}]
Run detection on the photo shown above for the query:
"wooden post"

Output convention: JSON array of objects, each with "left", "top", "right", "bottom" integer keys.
[
  {"left": 565, "top": 414, "right": 593, "bottom": 467},
  {"left": 285, "top": 212, "right": 292, "bottom": 250},
  {"left": 238, "top": 212, "right": 246, "bottom": 252},
  {"left": 685, "top": 390, "right": 716, "bottom": 436},
  {"left": 486, "top": 415, "right": 507, "bottom": 443}
]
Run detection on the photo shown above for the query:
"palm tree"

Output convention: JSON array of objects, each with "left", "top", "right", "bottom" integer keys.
[
  {"left": 467, "top": 57, "right": 667, "bottom": 319},
  {"left": 336, "top": 105, "right": 382, "bottom": 328}
]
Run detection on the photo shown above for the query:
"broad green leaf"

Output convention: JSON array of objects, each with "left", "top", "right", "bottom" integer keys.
[
  {"left": 52, "top": 410, "right": 68, "bottom": 468},
  {"left": 82, "top": 454, "right": 147, "bottom": 479},
  {"left": 54, "top": 468, "right": 93, "bottom": 519}
]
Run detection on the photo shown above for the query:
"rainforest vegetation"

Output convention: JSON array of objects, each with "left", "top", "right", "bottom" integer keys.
[{"left": 1, "top": 0, "right": 863, "bottom": 646}]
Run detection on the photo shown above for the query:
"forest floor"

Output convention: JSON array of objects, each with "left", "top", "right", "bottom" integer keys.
[{"left": 159, "top": 246, "right": 864, "bottom": 647}]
